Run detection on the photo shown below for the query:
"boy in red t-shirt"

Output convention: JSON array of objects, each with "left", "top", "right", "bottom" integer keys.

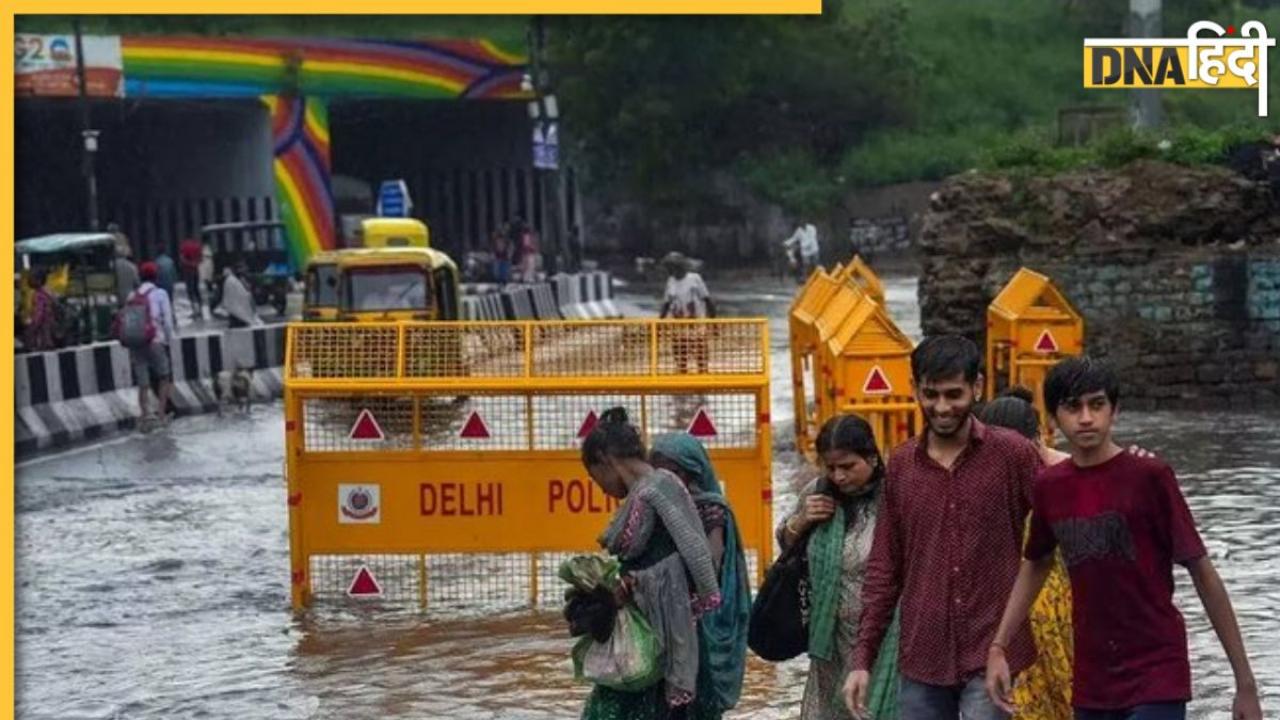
[{"left": 985, "top": 356, "right": 1261, "bottom": 720}]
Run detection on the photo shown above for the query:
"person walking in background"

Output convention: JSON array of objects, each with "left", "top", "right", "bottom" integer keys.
[
  {"left": 23, "top": 269, "right": 58, "bottom": 352},
  {"left": 178, "top": 237, "right": 204, "bottom": 321},
  {"left": 659, "top": 251, "right": 715, "bottom": 375},
  {"left": 154, "top": 248, "right": 179, "bottom": 326},
  {"left": 492, "top": 227, "right": 512, "bottom": 284},
  {"left": 219, "top": 264, "right": 260, "bottom": 329},
  {"left": 518, "top": 221, "right": 541, "bottom": 283},
  {"left": 113, "top": 234, "right": 139, "bottom": 308},
  {"left": 119, "top": 262, "right": 176, "bottom": 426}
]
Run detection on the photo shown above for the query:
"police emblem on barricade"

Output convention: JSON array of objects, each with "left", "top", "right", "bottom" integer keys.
[{"left": 339, "top": 484, "right": 381, "bottom": 524}]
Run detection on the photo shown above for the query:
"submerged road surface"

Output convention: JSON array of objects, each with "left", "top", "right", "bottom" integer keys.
[{"left": 16, "top": 275, "right": 1278, "bottom": 718}]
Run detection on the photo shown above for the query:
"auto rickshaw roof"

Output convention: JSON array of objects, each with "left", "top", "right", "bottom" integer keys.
[
  {"left": 199, "top": 221, "right": 286, "bottom": 236},
  {"left": 336, "top": 246, "right": 457, "bottom": 272},
  {"left": 306, "top": 247, "right": 394, "bottom": 267},
  {"left": 15, "top": 233, "right": 117, "bottom": 255}
]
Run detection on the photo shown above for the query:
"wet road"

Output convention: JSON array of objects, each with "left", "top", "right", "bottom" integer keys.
[{"left": 15, "top": 275, "right": 1277, "bottom": 718}]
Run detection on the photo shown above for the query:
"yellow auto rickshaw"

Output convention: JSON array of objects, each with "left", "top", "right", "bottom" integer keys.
[
  {"left": 337, "top": 246, "right": 459, "bottom": 322},
  {"left": 302, "top": 249, "right": 344, "bottom": 321},
  {"left": 360, "top": 217, "right": 430, "bottom": 249}
]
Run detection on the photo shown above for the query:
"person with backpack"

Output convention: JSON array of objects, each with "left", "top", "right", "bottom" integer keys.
[{"left": 116, "top": 262, "right": 176, "bottom": 426}]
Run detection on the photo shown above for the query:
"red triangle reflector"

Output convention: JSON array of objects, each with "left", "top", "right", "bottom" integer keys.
[
  {"left": 1034, "top": 328, "right": 1060, "bottom": 353},
  {"left": 577, "top": 409, "right": 600, "bottom": 439},
  {"left": 348, "top": 409, "right": 385, "bottom": 441},
  {"left": 346, "top": 565, "right": 383, "bottom": 597},
  {"left": 862, "top": 365, "right": 892, "bottom": 395},
  {"left": 687, "top": 408, "right": 718, "bottom": 438},
  {"left": 459, "top": 410, "right": 491, "bottom": 439}
]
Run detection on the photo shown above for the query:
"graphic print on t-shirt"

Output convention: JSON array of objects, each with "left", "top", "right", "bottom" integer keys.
[{"left": 1051, "top": 510, "right": 1137, "bottom": 567}]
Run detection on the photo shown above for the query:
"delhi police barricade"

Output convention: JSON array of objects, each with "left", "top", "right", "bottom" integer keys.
[
  {"left": 283, "top": 318, "right": 773, "bottom": 610},
  {"left": 790, "top": 257, "right": 921, "bottom": 457},
  {"left": 986, "top": 267, "right": 1084, "bottom": 445}
]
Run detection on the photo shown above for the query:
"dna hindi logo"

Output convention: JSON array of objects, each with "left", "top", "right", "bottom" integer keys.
[{"left": 1083, "top": 21, "right": 1276, "bottom": 117}]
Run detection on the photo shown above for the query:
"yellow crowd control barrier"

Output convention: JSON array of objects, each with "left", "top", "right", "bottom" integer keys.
[
  {"left": 789, "top": 266, "right": 846, "bottom": 455},
  {"left": 790, "top": 258, "right": 921, "bottom": 457},
  {"left": 986, "top": 268, "right": 1084, "bottom": 443},
  {"left": 284, "top": 319, "right": 773, "bottom": 611},
  {"left": 835, "top": 255, "right": 885, "bottom": 306}
]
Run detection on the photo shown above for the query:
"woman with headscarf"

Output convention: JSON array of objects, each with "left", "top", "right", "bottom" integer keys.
[
  {"left": 650, "top": 433, "right": 750, "bottom": 719},
  {"left": 980, "top": 387, "right": 1073, "bottom": 720},
  {"left": 777, "top": 414, "right": 898, "bottom": 720},
  {"left": 578, "top": 408, "right": 722, "bottom": 720}
]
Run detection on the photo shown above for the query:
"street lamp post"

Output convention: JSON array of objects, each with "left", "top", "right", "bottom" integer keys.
[
  {"left": 528, "top": 16, "right": 567, "bottom": 274},
  {"left": 73, "top": 18, "right": 101, "bottom": 231}
]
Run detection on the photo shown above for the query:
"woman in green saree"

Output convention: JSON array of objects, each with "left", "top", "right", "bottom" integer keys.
[
  {"left": 578, "top": 408, "right": 722, "bottom": 720},
  {"left": 777, "top": 414, "right": 899, "bottom": 720},
  {"left": 650, "top": 432, "right": 752, "bottom": 720}
]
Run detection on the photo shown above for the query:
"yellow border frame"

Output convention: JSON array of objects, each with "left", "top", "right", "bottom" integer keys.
[{"left": 5, "top": 6, "right": 816, "bottom": 715}]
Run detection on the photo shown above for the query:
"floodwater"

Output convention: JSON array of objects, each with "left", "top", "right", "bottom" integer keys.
[{"left": 15, "top": 275, "right": 1278, "bottom": 718}]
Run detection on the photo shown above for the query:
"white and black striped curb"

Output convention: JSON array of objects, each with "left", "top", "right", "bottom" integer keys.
[
  {"left": 15, "top": 324, "right": 286, "bottom": 458},
  {"left": 460, "top": 271, "right": 618, "bottom": 321}
]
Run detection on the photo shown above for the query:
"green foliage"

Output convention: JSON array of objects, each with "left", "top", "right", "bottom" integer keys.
[{"left": 545, "top": 1, "right": 919, "bottom": 206}]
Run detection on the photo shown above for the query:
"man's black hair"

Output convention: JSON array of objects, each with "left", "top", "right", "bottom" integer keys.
[
  {"left": 581, "top": 406, "right": 646, "bottom": 466},
  {"left": 910, "top": 334, "right": 981, "bottom": 384},
  {"left": 1043, "top": 356, "right": 1120, "bottom": 415}
]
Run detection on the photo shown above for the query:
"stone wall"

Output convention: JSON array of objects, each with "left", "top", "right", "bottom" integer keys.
[
  {"left": 849, "top": 216, "right": 912, "bottom": 257},
  {"left": 919, "top": 160, "right": 1280, "bottom": 410}
]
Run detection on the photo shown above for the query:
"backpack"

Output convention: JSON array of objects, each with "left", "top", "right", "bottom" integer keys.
[{"left": 113, "top": 287, "right": 156, "bottom": 349}]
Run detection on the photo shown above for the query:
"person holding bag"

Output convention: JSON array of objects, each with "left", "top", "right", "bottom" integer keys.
[
  {"left": 576, "top": 407, "right": 722, "bottom": 720},
  {"left": 769, "top": 414, "right": 899, "bottom": 720}
]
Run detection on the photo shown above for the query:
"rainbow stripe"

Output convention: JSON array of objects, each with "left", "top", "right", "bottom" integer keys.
[
  {"left": 122, "top": 36, "right": 529, "bottom": 100},
  {"left": 265, "top": 95, "right": 335, "bottom": 268}
]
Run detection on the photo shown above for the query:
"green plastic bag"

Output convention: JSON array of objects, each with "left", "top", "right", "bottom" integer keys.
[
  {"left": 559, "top": 555, "right": 620, "bottom": 596},
  {"left": 571, "top": 604, "right": 664, "bottom": 692}
]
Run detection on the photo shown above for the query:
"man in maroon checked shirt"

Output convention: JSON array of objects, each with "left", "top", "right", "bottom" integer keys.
[{"left": 844, "top": 334, "right": 1040, "bottom": 719}]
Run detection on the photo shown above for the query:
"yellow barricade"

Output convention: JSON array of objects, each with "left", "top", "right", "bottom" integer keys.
[
  {"left": 986, "top": 268, "right": 1085, "bottom": 443},
  {"left": 789, "top": 266, "right": 845, "bottom": 455},
  {"left": 835, "top": 255, "right": 886, "bottom": 306},
  {"left": 790, "top": 257, "right": 920, "bottom": 457},
  {"left": 284, "top": 319, "right": 773, "bottom": 611},
  {"left": 819, "top": 286, "right": 922, "bottom": 456}
]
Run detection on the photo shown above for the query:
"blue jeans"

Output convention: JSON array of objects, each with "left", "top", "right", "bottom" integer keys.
[
  {"left": 899, "top": 675, "right": 1009, "bottom": 720},
  {"left": 1074, "top": 703, "right": 1186, "bottom": 720}
]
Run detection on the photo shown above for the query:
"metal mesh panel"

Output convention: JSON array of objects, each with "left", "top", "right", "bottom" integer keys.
[
  {"left": 308, "top": 549, "right": 763, "bottom": 612},
  {"left": 644, "top": 392, "right": 758, "bottom": 449},
  {"left": 531, "top": 394, "right": 644, "bottom": 450},
  {"left": 290, "top": 325, "right": 400, "bottom": 379},
  {"left": 404, "top": 323, "right": 527, "bottom": 379},
  {"left": 309, "top": 554, "right": 422, "bottom": 605},
  {"left": 424, "top": 553, "right": 537, "bottom": 611},
  {"left": 303, "top": 395, "right": 416, "bottom": 451},
  {"left": 419, "top": 394, "right": 530, "bottom": 451},
  {"left": 656, "top": 321, "right": 765, "bottom": 376},
  {"left": 531, "top": 322, "right": 651, "bottom": 377}
]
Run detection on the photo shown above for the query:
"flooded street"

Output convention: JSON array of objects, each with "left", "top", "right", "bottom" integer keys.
[{"left": 15, "top": 274, "right": 1278, "bottom": 719}]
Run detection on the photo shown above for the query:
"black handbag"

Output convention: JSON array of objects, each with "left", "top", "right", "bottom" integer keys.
[{"left": 747, "top": 528, "right": 811, "bottom": 661}]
